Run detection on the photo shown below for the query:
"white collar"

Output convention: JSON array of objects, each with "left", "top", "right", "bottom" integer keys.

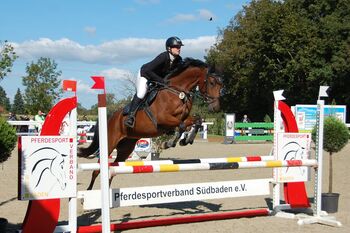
[{"left": 169, "top": 53, "right": 175, "bottom": 61}]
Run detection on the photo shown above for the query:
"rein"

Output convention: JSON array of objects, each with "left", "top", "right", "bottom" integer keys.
[
  {"left": 161, "top": 69, "right": 220, "bottom": 104},
  {"left": 198, "top": 70, "right": 220, "bottom": 104},
  {"left": 162, "top": 85, "right": 194, "bottom": 102},
  {"left": 155, "top": 65, "right": 221, "bottom": 104}
]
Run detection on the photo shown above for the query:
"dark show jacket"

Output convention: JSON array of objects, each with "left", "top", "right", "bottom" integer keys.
[{"left": 140, "top": 51, "right": 182, "bottom": 83}]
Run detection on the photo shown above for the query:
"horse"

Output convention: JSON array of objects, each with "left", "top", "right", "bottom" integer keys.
[{"left": 78, "top": 58, "right": 223, "bottom": 190}]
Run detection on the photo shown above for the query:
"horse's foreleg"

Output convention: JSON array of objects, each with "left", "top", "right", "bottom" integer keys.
[
  {"left": 187, "top": 116, "right": 203, "bottom": 144},
  {"left": 163, "top": 131, "right": 181, "bottom": 149},
  {"left": 180, "top": 115, "right": 202, "bottom": 146},
  {"left": 162, "top": 122, "right": 186, "bottom": 149}
]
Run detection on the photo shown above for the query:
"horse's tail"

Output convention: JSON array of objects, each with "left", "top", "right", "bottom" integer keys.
[{"left": 77, "top": 122, "right": 99, "bottom": 158}]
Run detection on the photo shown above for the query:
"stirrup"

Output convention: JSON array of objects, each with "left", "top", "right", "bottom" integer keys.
[{"left": 124, "top": 115, "right": 135, "bottom": 128}]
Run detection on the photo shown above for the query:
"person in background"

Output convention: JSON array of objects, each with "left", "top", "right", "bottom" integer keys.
[
  {"left": 241, "top": 114, "right": 251, "bottom": 136},
  {"left": 28, "top": 116, "right": 36, "bottom": 134},
  {"left": 242, "top": 114, "right": 251, "bottom": 123},
  {"left": 34, "top": 110, "right": 45, "bottom": 133},
  {"left": 19, "top": 115, "right": 29, "bottom": 133},
  {"left": 8, "top": 112, "right": 17, "bottom": 121},
  {"left": 7, "top": 112, "right": 18, "bottom": 131}
]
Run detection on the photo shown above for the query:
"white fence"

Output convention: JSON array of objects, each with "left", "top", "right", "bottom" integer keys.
[{"left": 7, "top": 120, "right": 214, "bottom": 140}]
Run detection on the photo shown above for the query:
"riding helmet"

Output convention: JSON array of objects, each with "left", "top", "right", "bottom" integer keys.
[{"left": 165, "top": 36, "right": 184, "bottom": 50}]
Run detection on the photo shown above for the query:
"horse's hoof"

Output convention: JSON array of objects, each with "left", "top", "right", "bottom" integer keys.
[
  {"left": 161, "top": 142, "right": 169, "bottom": 149},
  {"left": 179, "top": 139, "right": 187, "bottom": 146}
]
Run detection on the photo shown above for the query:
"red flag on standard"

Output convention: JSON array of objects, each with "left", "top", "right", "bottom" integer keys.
[
  {"left": 62, "top": 80, "right": 77, "bottom": 92},
  {"left": 91, "top": 76, "right": 105, "bottom": 90}
]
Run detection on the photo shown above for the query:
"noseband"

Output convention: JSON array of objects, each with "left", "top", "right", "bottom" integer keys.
[{"left": 198, "top": 70, "right": 221, "bottom": 104}]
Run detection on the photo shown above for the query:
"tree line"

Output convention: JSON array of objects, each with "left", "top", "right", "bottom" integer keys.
[{"left": 206, "top": 0, "right": 350, "bottom": 122}]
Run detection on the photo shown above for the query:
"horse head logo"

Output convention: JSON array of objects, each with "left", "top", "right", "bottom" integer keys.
[
  {"left": 29, "top": 147, "right": 68, "bottom": 190},
  {"left": 281, "top": 141, "right": 307, "bottom": 175}
]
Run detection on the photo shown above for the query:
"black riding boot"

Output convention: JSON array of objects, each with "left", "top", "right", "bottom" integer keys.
[{"left": 124, "top": 95, "right": 142, "bottom": 128}]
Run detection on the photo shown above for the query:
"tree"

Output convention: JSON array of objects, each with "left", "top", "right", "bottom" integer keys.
[
  {"left": 106, "top": 93, "right": 130, "bottom": 117},
  {"left": 0, "top": 86, "right": 11, "bottom": 111},
  {"left": 206, "top": 0, "right": 350, "bottom": 121},
  {"left": 312, "top": 116, "right": 349, "bottom": 193},
  {"left": 77, "top": 102, "right": 89, "bottom": 117},
  {"left": 0, "top": 40, "right": 16, "bottom": 112},
  {"left": 12, "top": 88, "right": 25, "bottom": 114},
  {"left": 0, "top": 117, "right": 17, "bottom": 163},
  {"left": 0, "top": 40, "right": 18, "bottom": 81},
  {"left": 22, "top": 57, "right": 62, "bottom": 113}
]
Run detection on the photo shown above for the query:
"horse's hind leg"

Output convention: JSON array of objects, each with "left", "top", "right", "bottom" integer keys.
[
  {"left": 86, "top": 142, "right": 130, "bottom": 189},
  {"left": 87, "top": 169, "right": 99, "bottom": 190},
  {"left": 108, "top": 138, "right": 139, "bottom": 186}
]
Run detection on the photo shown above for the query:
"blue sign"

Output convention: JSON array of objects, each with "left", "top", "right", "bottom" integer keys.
[{"left": 295, "top": 105, "right": 346, "bottom": 131}]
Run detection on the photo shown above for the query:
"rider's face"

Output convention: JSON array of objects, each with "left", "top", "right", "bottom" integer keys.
[{"left": 170, "top": 46, "right": 181, "bottom": 56}]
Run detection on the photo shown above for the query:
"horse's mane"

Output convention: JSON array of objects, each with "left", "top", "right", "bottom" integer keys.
[{"left": 167, "top": 57, "right": 208, "bottom": 79}]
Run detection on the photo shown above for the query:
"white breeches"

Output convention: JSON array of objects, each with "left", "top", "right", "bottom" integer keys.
[{"left": 136, "top": 70, "right": 148, "bottom": 99}]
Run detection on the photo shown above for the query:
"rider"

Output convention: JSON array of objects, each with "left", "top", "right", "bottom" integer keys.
[{"left": 124, "top": 36, "right": 184, "bottom": 128}]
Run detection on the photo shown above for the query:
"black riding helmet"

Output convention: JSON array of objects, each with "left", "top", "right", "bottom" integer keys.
[{"left": 165, "top": 36, "right": 184, "bottom": 51}]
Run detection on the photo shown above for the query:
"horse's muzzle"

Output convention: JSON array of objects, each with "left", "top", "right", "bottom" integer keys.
[{"left": 208, "top": 98, "right": 220, "bottom": 112}]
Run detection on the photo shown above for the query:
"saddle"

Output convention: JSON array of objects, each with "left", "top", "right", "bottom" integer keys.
[{"left": 122, "top": 82, "right": 162, "bottom": 127}]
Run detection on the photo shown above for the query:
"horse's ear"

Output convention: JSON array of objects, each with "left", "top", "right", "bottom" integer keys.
[{"left": 208, "top": 66, "right": 216, "bottom": 74}]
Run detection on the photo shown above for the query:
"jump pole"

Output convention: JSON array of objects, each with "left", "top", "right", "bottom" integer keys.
[
  {"left": 102, "top": 159, "right": 318, "bottom": 175},
  {"left": 78, "top": 155, "right": 276, "bottom": 171},
  {"left": 77, "top": 208, "right": 269, "bottom": 233}
]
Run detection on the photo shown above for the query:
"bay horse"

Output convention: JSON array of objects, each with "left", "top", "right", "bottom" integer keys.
[{"left": 78, "top": 58, "right": 223, "bottom": 190}]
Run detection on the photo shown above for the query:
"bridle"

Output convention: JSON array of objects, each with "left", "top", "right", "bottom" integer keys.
[
  {"left": 198, "top": 69, "right": 222, "bottom": 104},
  {"left": 159, "top": 66, "right": 222, "bottom": 104}
]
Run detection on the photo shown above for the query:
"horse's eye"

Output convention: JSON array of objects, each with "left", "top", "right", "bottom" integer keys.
[{"left": 220, "top": 88, "right": 226, "bottom": 96}]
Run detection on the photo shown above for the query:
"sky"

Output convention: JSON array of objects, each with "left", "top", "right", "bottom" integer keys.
[{"left": 1, "top": 0, "right": 249, "bottom": 108}]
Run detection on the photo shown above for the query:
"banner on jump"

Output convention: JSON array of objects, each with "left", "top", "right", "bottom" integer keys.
[
  {"left": 19, "top": 136, "right": 77, "bottom": 200},
  {"left": 134, "top": 138, "right": 151, "bottom": 152},
  {"left": 275, "top": 132, "right": 311, "bottom": 183},
  {"left": 225, "top": 113, "right": 235, "bottom": 137},
  {"left": 294, "top": 104, "right": 346, "bottom": 131},
  {"left": 80, "top": 179, "right": 271, "bottom": 210}
]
